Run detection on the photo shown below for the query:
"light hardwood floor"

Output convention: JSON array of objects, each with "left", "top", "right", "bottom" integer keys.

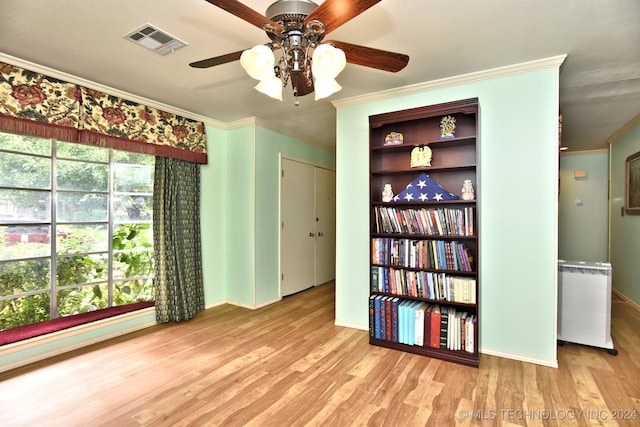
[{"left": 1, "top": 282, "right": 639, "bottom": 426}]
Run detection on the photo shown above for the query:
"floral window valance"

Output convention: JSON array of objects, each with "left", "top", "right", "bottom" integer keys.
[{"left": 0, "top": 61, "right": 207, "bottom": 163}]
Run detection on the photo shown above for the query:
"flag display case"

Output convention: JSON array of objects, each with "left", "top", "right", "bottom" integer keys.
[{"left": 368, "top": 98, "right": 480, "bottom": 367}]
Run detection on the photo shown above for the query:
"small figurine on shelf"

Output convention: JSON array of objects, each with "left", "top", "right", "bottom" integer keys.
[
  {"left": 410, "top": 145, "right": 432, "bottom": 167},
  {"left": 461, "top": 179, "right": 475, "bottom": 200},
  {"left": 382, "top": 184, "right": 394, "bottom": 202},
  {"left": 440, "top": 115, "right": 456, "bottom": 138},
  {"left": 384, "top": 132, "right": 403, "bottom": 145}
]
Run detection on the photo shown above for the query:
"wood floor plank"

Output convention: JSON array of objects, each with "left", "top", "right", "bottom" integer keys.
[{"left": 1, "top": 281, "right": 639, "bottom": 426}]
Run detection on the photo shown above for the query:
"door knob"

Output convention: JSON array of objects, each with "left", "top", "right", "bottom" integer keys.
[
  {"left": 318, "top": 232, "right": 324, "bottom": 236},
  {"left": 309, "top": 232, "right": 315, "bottom": 237}
]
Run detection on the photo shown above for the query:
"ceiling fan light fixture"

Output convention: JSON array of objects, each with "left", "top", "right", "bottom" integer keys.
[
  {"left": 255, "top": 75, "right": 283, "bottom": 101},
  {"left": 314, "top": 78, "right": 342, "bottom": 100},
  {"left": 240, "top": 45, "right": 276, "bottom": 80},
  {"left": 311, "top": 44, "right": 346, "bottom": 79}
]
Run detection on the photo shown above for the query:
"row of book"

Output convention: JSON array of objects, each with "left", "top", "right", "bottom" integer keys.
[
  {"left": 373, "top": 206, "right": 474, "bottom": 236},
  {"left": 372, "top": 238, "right": 474, "bottom": 271},
  {"left": 369, "top": 296, "right": 476, "bottom": 353},
  {"left": 371, "top": 267, "right": 476, "bottom": 303}
]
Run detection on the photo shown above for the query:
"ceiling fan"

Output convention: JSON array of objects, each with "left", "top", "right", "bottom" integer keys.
[{"left": 189, "top": 0, "right": 409, "bottom": 101}]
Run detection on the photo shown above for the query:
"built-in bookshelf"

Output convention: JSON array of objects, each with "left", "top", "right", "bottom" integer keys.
[{"left": 368, "top": 98, "right": 479, "bottom": 367}]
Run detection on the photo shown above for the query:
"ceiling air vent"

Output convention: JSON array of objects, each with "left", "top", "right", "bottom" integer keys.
[{"left": 124, "top": 24, "right": 187, "bottom": 55}]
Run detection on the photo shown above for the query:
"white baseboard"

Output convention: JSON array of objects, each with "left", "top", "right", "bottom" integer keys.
[
  {"left": 479, "top": 346, "right": 558, "bottom": 368},
  {"left": 0, "top": 307, "right": 156, "bottom": 373}
]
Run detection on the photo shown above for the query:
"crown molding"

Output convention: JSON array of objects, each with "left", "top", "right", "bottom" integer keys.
[
  {"left": 560, "top": 148, "right": 609, "bottom": 156},
  {"left": 332, "top": 55, "right": 568, "bottom": 109},
  {"left": 606, "top": 112, "right": 640, "bottom": 145},
  {"left": 0, "top": 52, "right": 225, "bottom": 127},
  {"left": 225, "top": 117, "right": 335, "bottom": 151}
]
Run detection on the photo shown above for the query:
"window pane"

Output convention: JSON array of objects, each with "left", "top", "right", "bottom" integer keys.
[
  {"left": 0, "top": 152, "right": 51, "bottom": 188},
  {"left": 114, "top": 195, "right": 152, "bottom": 221},
  {"left": 57, "top": 283, "right": 108, "bottom": 315},
  {"left": 113, "top": 150, "right": 154, "bottom": 166},
  {"left": 0, "top": 225, "right": 51, "bottom": 260},
  {"left": 113, "top": 224, "right": 153, "bottom": 280},
  {"left": 57, "top": 253, "right": 108, "bottom": 286},
  {"left": 0, "top": 293, "right": 50, "bottom": 331},
  {"left": 57, "top": 160, "right": 108, "bottom": 191},
  {"left": 0, "top": 190, "right": 51, "bottom": 222},
  {"left": 0, "top": 259, "right": 51, "bottom": 296},
  {"left": 57, "top": 224, "right": 108, "bottom": 254},
  {"left": 114, "top": 278, "right": 154, "bottom": 305},
  {"left": 57, "top": 193, "right": 108, "bottom": 222},
  {"left": 114, "top": 163, "right": 153, "bottom": 193},
  {"left": 57, "top": 141, "right": 108, "bottom": 162},
  {"left": 0, "top": 132, "right": 51, "bottom": 156}
]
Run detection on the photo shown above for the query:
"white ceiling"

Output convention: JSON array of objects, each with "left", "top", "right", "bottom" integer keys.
[{"left": 1, "top": 0, "right": 639, "bottom": 152}]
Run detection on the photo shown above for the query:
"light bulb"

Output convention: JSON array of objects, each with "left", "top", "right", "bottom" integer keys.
[
  {"left": 312, "top": 44, "right": 346, "bottom": 79},
  {"left": 314, "top": 78, "right": 342, "bottom": 100},
  {"left": 240, "top": 45, "right": 276, "bottom": 80},
  {"left": 255, "top": 75, "right": 283, "bottom": 101}
]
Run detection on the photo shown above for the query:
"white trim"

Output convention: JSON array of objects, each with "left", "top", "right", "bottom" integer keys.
[
  {"left": 332, "top": 55, "right": 568, "bottom": 109},
  {"left": 480, "top": 346, "right": 558, "bottom": 368},
  {"left": 0, "top": 307, "right": 156, "bottom": 373},
  {"left": 613, "top": 289, "right": 640, "bottom": 312},
  {"left": 0, "top": 52, "right": 224, "bottom": 127},
  {"left": 225, "top": 117, "right": 334, "bottom": 151},
  {"left": 335, "top": 320, "right": 368, "bottom": 331},
  {"left": 561, "top": 148, "right": 609, "bottom": 156}
]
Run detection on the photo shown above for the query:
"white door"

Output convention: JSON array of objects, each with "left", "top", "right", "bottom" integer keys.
[
  {"left": 315, "top": 167, "right": 336, "bottom": 285},
  {"left": 281, "top": 158, "right": 316, "bottom": 296}
]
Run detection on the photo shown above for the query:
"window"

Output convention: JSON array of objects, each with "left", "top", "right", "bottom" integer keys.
[{"left": 0, "top": 131, "right": 154, "bottom": 331}]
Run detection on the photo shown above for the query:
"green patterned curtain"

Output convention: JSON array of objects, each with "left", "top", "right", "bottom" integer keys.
[{"left": 153, "top": 157, "right": 205, "bottom": 322}]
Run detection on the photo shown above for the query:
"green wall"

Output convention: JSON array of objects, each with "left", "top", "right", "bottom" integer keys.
[
  {"left": 200, "top": 121, "right": 335, "bottom": 308},
  {"left": 201, "top": 125, "right": 229, "bottom": 304},
  {"left": 610, "top": 124, "right": 640, "bottom": 305},
  {"left": 334, "top": 60, "right": 562, "bottom": 365},
  {"left": 558, "top": 151, "right": 609, "bottom": 262}
]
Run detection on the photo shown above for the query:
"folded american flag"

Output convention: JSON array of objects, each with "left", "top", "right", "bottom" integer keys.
[{"left": 393, "top": 172, "right": 459, "bottom": 202}]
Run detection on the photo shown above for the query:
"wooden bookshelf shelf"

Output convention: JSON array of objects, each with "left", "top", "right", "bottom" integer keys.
[{"left": 368, "top": 98, "right": 480, "bottom": 367}]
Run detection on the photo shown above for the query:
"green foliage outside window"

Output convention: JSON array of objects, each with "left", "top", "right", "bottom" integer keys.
[{"left": 0, "top": 223, "right": 154, "bottom": 330}]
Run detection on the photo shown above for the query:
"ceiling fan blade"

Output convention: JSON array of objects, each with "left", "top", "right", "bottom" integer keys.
[
  {"left": 324, "top": 40, "right": 409, "bottom": 72},
  {"left": 304, "top": 0, "right": 381, "bottom": 35},
  {"left": 189, "top": 50, "right": 245, "bottom": 68},
  {"left": 204, "top": 0, "right": 284, "bottom": 32}
]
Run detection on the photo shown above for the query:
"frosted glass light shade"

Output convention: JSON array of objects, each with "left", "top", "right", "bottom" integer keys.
[
  {"left": 255, "top": 75, "right": 283, "bottom": 101},
  {"left": 312, "top": 44, "right": 346, "bottom": 79},
  {"left": 240, "top": 45, "right": 276, "bottom": 80},
  {"left": 314, "top": 78, "right": 342, "bottom": 100}
]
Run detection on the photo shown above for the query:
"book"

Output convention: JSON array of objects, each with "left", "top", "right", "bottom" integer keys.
[
  {"left": 391, "top": 297, "right": 400, "bottom": 343},
  {"left": 380, "top": 296, "right": 388, "bottom": 341},
  {"left": 373, "top": 295, "right": 383, "bottom": 340},
  {"left": 430, "top": 305, "right": 441, "bottom": 348},
  {"left": 439, "top": 307, "right": 450, "bottom": 349},
  {"left": 414, "top": 303, "right": 428, "bottom": 346},
  {"left": 369, "top": 295, "right": 376, "bottom": 338},
  {"left": 385, "top": 296, "right": 393, "bottom": 342}
]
